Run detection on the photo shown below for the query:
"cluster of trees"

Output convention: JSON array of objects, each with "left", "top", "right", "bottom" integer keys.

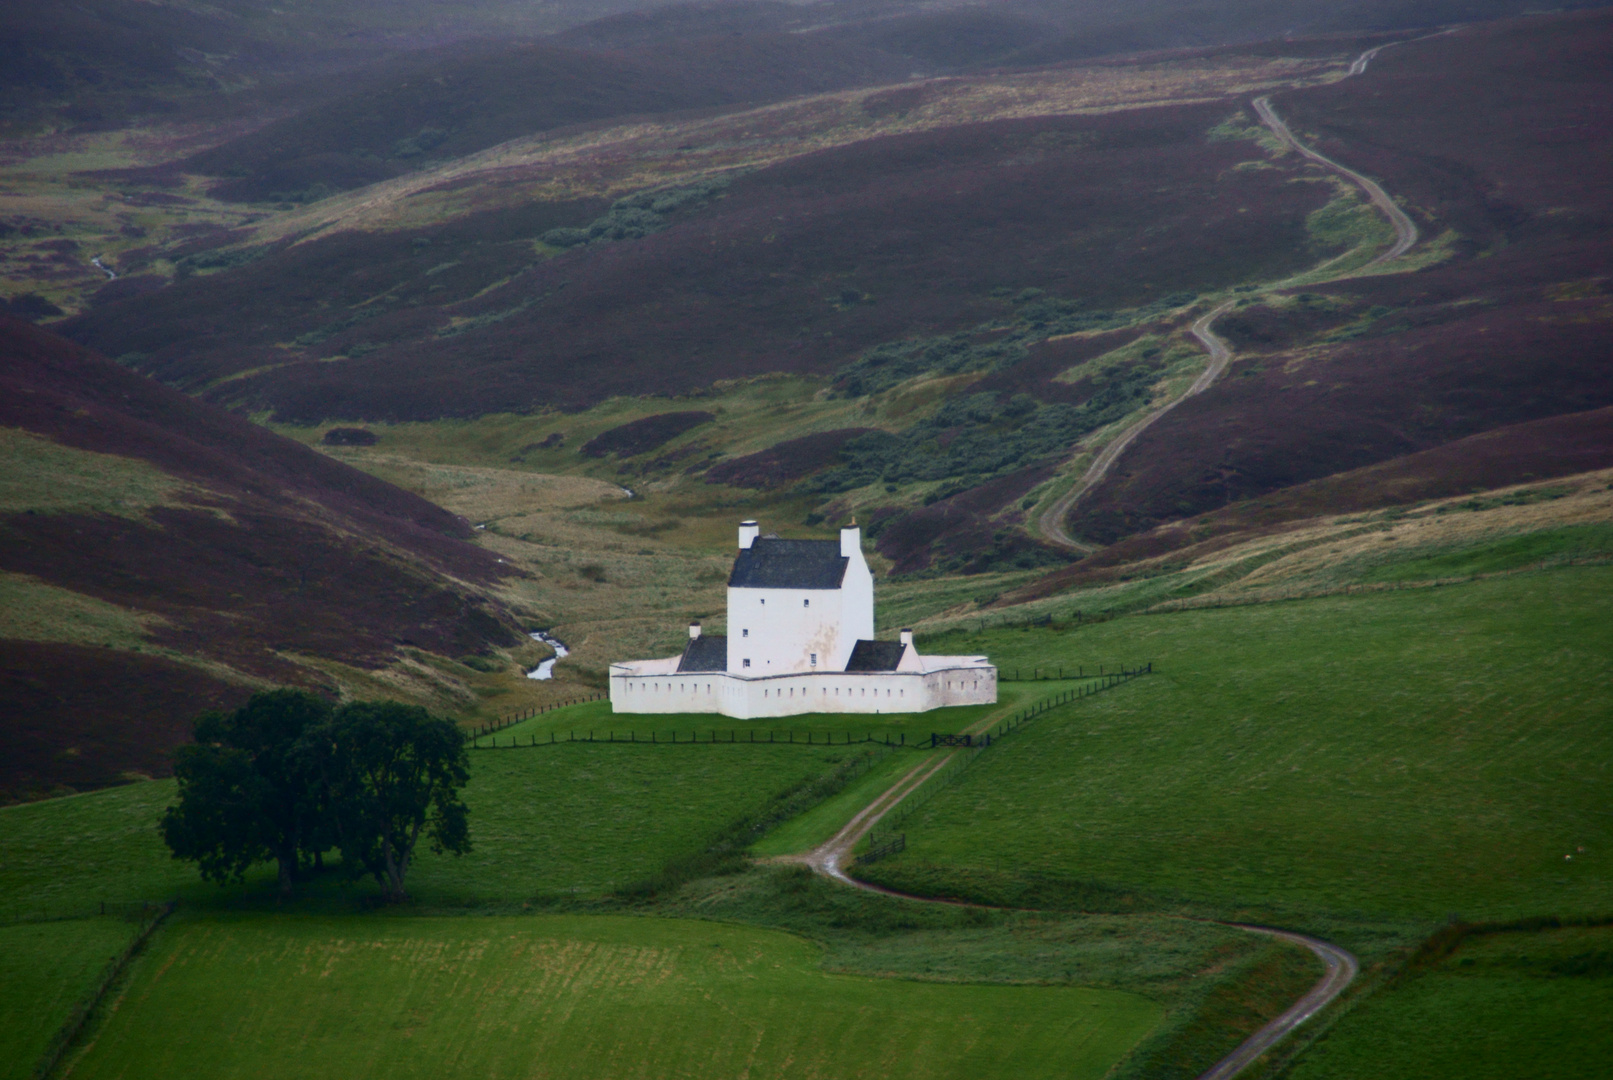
[{"left": 161, "top": 690, "right": 471, "bottom": 902}]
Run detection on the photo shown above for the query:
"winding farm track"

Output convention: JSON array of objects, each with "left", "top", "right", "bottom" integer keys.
[
  {"left": 1036, "top": 298, "right": 1238, "bottom": 551},
  {"left": 1251, "top": 96, "right": 1419, "bottom": 264},
  {"left": 785, "top": 35, "right": 1454, "bottom": 1074},
  {"left": 785, "top": 695, "right": 1361, "bottom": 1080},
  {"left": 1034, "top": 36, "right": 1433, "bottom": 551}
]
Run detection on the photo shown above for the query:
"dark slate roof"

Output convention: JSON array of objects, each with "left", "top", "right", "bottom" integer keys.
[
  {"left": 845, "top": 640, "right": 905, "bottom": 672},
  {"left": 728, "top": 538, "right": 848, "bottom": 590},
  {"left": 677, "top": 635, "right": 728, "bottom": 672}
]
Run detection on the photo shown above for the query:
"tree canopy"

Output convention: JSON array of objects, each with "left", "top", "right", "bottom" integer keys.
[
  {"left": 162, "top": 692, "right": 471, "bottom": 901},
  {"left": 301, "top": 701, "right": 472, "bottom": 902}
]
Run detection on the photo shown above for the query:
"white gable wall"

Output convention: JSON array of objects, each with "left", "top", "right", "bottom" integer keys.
[
  {"left": 725, "top": 526, "right": 874, "bottom": 675},
  {"left": 726, "top": 586, "right": 843, "bottom": 675}
]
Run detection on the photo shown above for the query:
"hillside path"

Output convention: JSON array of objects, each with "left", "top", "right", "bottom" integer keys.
[
  {"left": 1034, "top": 38, "right": 1432, "bottom": 550},
  {"left": 779, "top": 689, "right": 1359, "bottom": 1079},
  {"left": 1034, "top": 299, "right": 1237, "bottom": 551},
  {"left": 1251, "top": 96, "right": 1418, "bottom": 263}
]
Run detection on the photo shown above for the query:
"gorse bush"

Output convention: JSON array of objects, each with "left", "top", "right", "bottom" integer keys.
[
  {"left": 831, "top": 289, "right": 1198, "bottom": 398},
  {"left": 806, "top": 367, "right": 1161, "bottom": 494},
  {"left": 543, "top": 177, "right": 732, "bottom": 249}
]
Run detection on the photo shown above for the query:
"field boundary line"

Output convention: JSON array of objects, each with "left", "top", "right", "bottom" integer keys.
[{"left": 33, "top": 901, "right": 175, "bottom": 1080}]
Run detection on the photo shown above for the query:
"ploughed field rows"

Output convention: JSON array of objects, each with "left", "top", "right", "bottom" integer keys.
[{"left": 56, "top": 914, "right": 1160, "bottom": 1080}]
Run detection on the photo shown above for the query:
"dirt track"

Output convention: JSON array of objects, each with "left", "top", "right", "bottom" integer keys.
[
  {"left": 1035, "top": 298, "right": 1237, "bottom": 550},
  {"left": 1251, "top": 96, "right": 1419, "bottom": 263},
  {"left": 783, "top": 693, "right": 1360, "bottom": 1080},
  {"left": 1034, "top": 39, "right": 1428, "bottom": 551}
]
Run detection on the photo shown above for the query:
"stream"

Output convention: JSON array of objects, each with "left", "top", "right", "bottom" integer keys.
[{"left": 525, "top": 630, "right": 569, "bottom": 680}]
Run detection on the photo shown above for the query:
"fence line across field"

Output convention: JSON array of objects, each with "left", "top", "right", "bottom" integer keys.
[
  {"left": 464, "top": 661, "right": 1147, "bottom": 741},
  {"left": 466, "top": 664, "right": 1153, "bottom": 751},
  {"left": 868, "top": 664, "right": 1153, "bottom": 837}
]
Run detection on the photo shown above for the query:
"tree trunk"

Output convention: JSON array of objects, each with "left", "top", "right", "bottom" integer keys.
[{"left": 277, "top": 855, "right": 294, "bottom": 899}]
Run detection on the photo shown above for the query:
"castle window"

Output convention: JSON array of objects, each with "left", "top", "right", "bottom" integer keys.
[
  {"left": 810, "top": 653, "right": 817, "bottom": 666},
  {"left": 760, "top": 598, "right": 765, "bottom": 606},
  {"left": 742, "top": 629, "right": 749, "bottom": 637},
  {"left": 743, "top": 659, "right": 751, "bottom": 668},
  {"left": 803, "top": 598, "right": 809, "bottom": 608}
]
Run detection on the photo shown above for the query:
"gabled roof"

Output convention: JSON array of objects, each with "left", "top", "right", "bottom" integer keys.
[
  {"left": 728, "top": 538, "right": 848, "bottom": 590},
  {"left": 677, "top": 634, "right": 728, "bottom": 672},
  {"left": 845, "top": 640, "right": 906, "bottom": 672}
]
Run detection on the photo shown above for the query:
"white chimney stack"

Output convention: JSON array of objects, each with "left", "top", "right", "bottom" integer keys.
[
  {"left": 738, "top": 520, "right": 759, "bottom": 549},
  {"left": 840, "top": 521, "right": 861, "bottom": 557},
  {"left": 899, "top": 628, "right": 913, "bottom": 648},
  {"left": 689, "top": 622, "right": 702, "bottom": 639}
]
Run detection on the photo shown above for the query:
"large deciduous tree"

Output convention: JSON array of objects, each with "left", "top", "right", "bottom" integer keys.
[
  {"left": 161, "top": 689, "right": 333, "bottom": 898},
  {"left": 300, "top": 701, "right": 471, "bottom": 902}
]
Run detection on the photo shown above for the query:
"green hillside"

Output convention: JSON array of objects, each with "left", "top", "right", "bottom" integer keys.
[{"left": 861, "top": 566, "right": 1613, "bottom": 930}]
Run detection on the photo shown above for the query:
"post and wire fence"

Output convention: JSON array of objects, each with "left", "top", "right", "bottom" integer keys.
[{"left": 464, "top": 664, "right": 1153, "bottom": 751}]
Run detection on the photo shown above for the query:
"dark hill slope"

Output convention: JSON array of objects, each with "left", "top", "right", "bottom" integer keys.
[
  {"left": 0, "top": 319, "right": 522, "bottom": 801},
  {"left": 186, "top": 34, "right": 912, "bottom": 202},
  {"left": 1068, "top": 10, "right": 1613, "bottom": 544},
  {"left": 73, "top": 100, "right": 1340, "bottom": 420},
  {"left": 1028, "top": 407, "right": 1613, "bottom": 597},
  {"left": 0, "top": 0, "right": 600, "bottom": 136}
]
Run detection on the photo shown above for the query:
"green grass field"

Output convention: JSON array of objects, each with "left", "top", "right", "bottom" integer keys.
[
  {"left": 0, "top": 743, "right": 849, "bottom": 913},
  {"left": 408, "top": 743, "right": 848, "bottom": 899},
  {"left": 1287, "top": 924, "right": 1613, "bottom": 1080},
  {"left": 750, "top": 748, "right": 921, "bottom": 856},
  {"left": 868, "top": 567, "right": 1613, "bottom": 935},
  {"left": 0, "top": 918, "right": 139, "bottom": 1080},
  {"left": 64, "top": 913, "right": 1162, "bottom": 1080}
]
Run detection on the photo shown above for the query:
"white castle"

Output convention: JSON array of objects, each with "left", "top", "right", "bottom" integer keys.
[{"left": 609, "top": 520, "right": 996, "bottom": 718}]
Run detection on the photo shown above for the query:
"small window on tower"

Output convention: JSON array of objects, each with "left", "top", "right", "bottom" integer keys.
[
  {"left": 803, "top": 598, "right": 810, "bottom": 608},
  {"left": 742, "top": 628, "right": 749, "bottom": 637},
  {"left": 760, "top": 598, "right": 765, "bottom": 606},
  {"left": 810, "top": 653, "right": 817, "bottom": 666},
  {"left": 743, "top": 659, "right": 751, "bottom": 668}
]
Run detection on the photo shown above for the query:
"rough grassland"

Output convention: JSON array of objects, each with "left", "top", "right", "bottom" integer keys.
[
  {"left": 1287, "top": 924, "right": 1613, "bottom": 1080},
  {"left": 0, "top": 743, "right": 845, "bottom": 915},
  {"left": 65, "top": 914, "right": 1161, "bottom": 1080},
  {"left": 0, "top": 919, "right": 136, "bottom": 1080},
  {"left": 862, "top": 567, "right": 1613, "bottom": 931}
]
